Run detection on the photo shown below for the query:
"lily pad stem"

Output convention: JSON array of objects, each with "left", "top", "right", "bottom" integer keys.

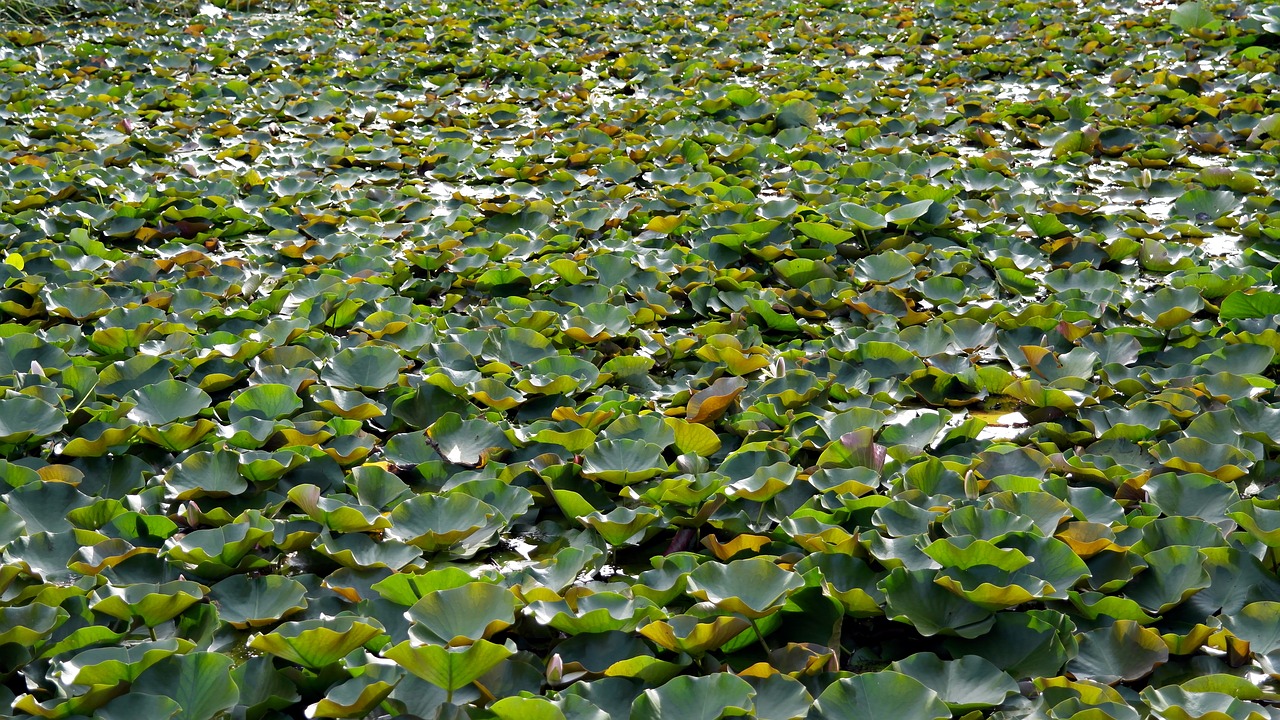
[
  {"left": 748, "top": 616, "right": 771, "bottom": 653},
  {"left": 473, "top": 680, "right": 497, "bottom": 705},
  {"left": 67, "top": 378, "right": 99, "bottom": 415}
]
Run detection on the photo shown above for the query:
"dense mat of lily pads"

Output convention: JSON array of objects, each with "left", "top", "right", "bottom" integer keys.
[{"left": 2, "top": 0, "right": 1280, "bottom": 717}]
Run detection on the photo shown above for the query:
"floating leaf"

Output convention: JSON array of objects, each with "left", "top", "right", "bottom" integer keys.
[
  {"left": 126, "top": 380, "right": 211, "bottom": 425},
  {"left": 383, "top": 639, "right": 513, "bottom": 693},
  {"left": 1066, "top": 620, "right": 1169, "bottom": 684},
  {"left": 93, "top": 694, "right": 181, "bottom": 720},
  {"left": 1141, "top": 685, "right": 1267, "bottom": 720},
  {"left": 210, "top": 575, "right": 308, "bottom": 628},
  {"left": 686, "top": 377, "right": 747, "bottom": 424},
  {"left": 686, "top": 557, "right": 804, "bottom": 618},
  {"left": 306, "top": 672, "right": 399, "bottom": 719},
  {"left": 579, "top": 506, "right": 662, "bottom": 546},
  {"left": 581, "top": 439, "right": 667, "bottom": 485},
  {"left": 406, "top": 582, "right": 518, "bottom": 645},
  {"left": 249, "top": 617, "right": 385, "bottom": 669},
  {"left": 639, "top": 614, "right": 751, "bottom": 656},
  {"left": 324, "top": 345, "right": 406, "bottom": 391},
  {"left": 0, "top": 395, "right": 67, "bottom": 443},
  {"left": 428, "top": 413, "right": 510, "bottom": 466},
  {"left": 811, "top": 671, "right": 950, "bottom": 720},
  {"left": 1170, "top": 0, "right": 1219, "bottom": 30},
  {"left": 229, "top": 383, "right": 303, "bottom": 421},
  {"left": 131, "top": 652, "right": 240, "bottom": 720},
  {"left": 0, "top": 603, "right": 67, "bottom": 646},
  {"left": 528, "top": 590, "right": 658, "bottom": 635},
  {"left": 630, "top": 673, "right": 754, "bottom": 720},
  {"left": 385, "top": 492, "right": 497, "bottom": 552},
  {"left": 880, "top": 568, "right": 994, "bottom": 638},
  {"left": 56, "top": 639, "right": 189, "bottom": 686},
  {"left": 1220, "top": 601, "right": 1280, "bottom": 655},
  {"left": 91, "top": 581, "right": 206, "bottom": 627},
  {"left": 890, "top": 653, "right": 1018, "bottom": 711},
  {"left": 163, "top": 450, "right": 247, "bottom": 500},
  {"left": 1220, "top": 290, "right": 1280, "bottom": 320}
]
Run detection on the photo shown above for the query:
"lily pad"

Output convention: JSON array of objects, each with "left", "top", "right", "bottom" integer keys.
[
  {"left": 406, "top": 582, "right": 518, "bottom": 645},
  {"left": 249, "top": 616, "right": 385, "bottom": 669},
  {"left": 209, "top": 574, "right": 308, "bottom": 628},
  {"left": 811, "top": 671, "right": 950, "bottom": 720},
  {"left": 581, "top": 439, "right": 667, "bottom": 485},
  {"left": 126, "top": 380, "right": 211, "bottom": 426},
  {"left": 383, "top": 638, "right": 513, "bottom": 694},
  {"left": 686, "top": 557, "right": 805, "bottom": 619},
  {"left": 0, "top": 395, "right": 67, "bottom": 443},
  {"left": 1065, "top": 620, "right": 1170, "bottom": 684},
  {"left": 131, "top": 652, "right": 240, "bottom": 720},
  {"left": 428, "top": 413, "right": 510, "bottom": 467},
  {"left": 630, "top": 673, "right": 755, "bottom": 720},
  {"left": 890, "top": 653, "right": 1018, "bottom": 711}
]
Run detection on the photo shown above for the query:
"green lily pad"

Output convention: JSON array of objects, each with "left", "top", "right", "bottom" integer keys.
[
  {"left": 163, "top": 518, "right": 273, "bottom": 577},
  {"left": 841, "top": 203, "right": 887, "bottom": 231},
  {"left": 162, "top": 450, "right": 248, "bottom": 500},
  {"left": 90, "top": 581, "right": 207, "bottom": 627},
  {"left": 581, "top": 439, "right": 667, "bottom": 485},
  {"left": 311, "top": 386, "right": 387, "bottom": 421},
  {"left": 856, "top": 252, "right": 916, "bottom": 284},
  {"left": 638, "top": 614, "right": 751, "bottom": 656},
  {"left": 324, "top": 345, "right": 406, "bottom": 391},
  {"left": 1220, "top": 290, "right": 1280, "bottom": 320},
  {"left": 795, "top": 221, "right": 854, "bottom": 245},
  {"left": 776, "top": 99, "right": 818, "bottom": 129},
  {"left": 92, "top": 694, "right": 181, "bottom": 720},
  {"left": 686, "top": 377, "right": 747, "bottom": 424},
  {"left": 383, "top": 638, "right": 513, "bottom": 694},
  {"left": 1124, "top": 545, "right": 1210, "bottom": 613},
  {"left": 490, "top": 695, "right": 569, "bottom": 720},
  {"left": 528, "top": 590, "right": 658, "bottom": 635},
  {"left": 1220, "top": 601, "right": 1280, "bottom": 655},
  {"left": 46, "top": 285, "right": 112, "bottom": 321},
  {"left": 1144, "top": 472, "right": 1236, "bottom": 524},
  {"left": 56, "top": 638, "right": 189, "bottom": 686},
  {"left": 249, "top": 616, "right": 385, "bottom": 668},
  {"left": 880, "top": 567, "right": 994, "bottom": 638},
  {"left": 1065, "top": 620, "right": 1170, "bottom": 684},
  {"left": 0, "top": 602, "right": 67, "bottom": 646},
  {"left": 1141, "top": 685, "right": 1267, "bottom": 720},
  {"left": 126, "top": 380, "right": 211, "bottom": 426},
  {"left": 630, "top": 673, "right": 754, "bottom": 720},
  {"left": 385, "top": 492, "right": 497, "bottom": 552},
  {"left": 229, "top": 383, "right": 303, "bottom": 421},
  {"left": 1171, "top": 0, "right": 1220, "bottom": 30},
  {"left": 794, "top": 553, "right": 884, "bottom": 616},
  {"left": 579, "top": 506, "right": 662, "bottom": 546},
  {"left": 686, "top": 557, "right": 804, "bottom": 619},
  {"left": 130, "top": 652, "right": 239, "bottom": 720},
  {"left": 307, "top": 671, "right": 399, "bottom": 719},
  {"left": 428, "top": 413, "right": 510, "bottom": 467},
  {"left": 209, "top": 574, "right": 308, "bottom": 628},
  {"left": 406, "top": 581, "right": 518, "bottom": 645},
  {"left": 811, "top": 671, "right": 950, "bottom": 720},
  {"left": 0, "top": 395, "right": 67, "bottom": 443},
  {"left": 890, "top": 653, "right": 1018, "bottom": 711},
  {"left": 288, "top": 483, "right": 388, "bottom": 533},
  {"left": 371, "top": 566, "right": 478, "bottom": 605},
  {"left": 885, "top": 200, "right": 935, "bottom": 226}
]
